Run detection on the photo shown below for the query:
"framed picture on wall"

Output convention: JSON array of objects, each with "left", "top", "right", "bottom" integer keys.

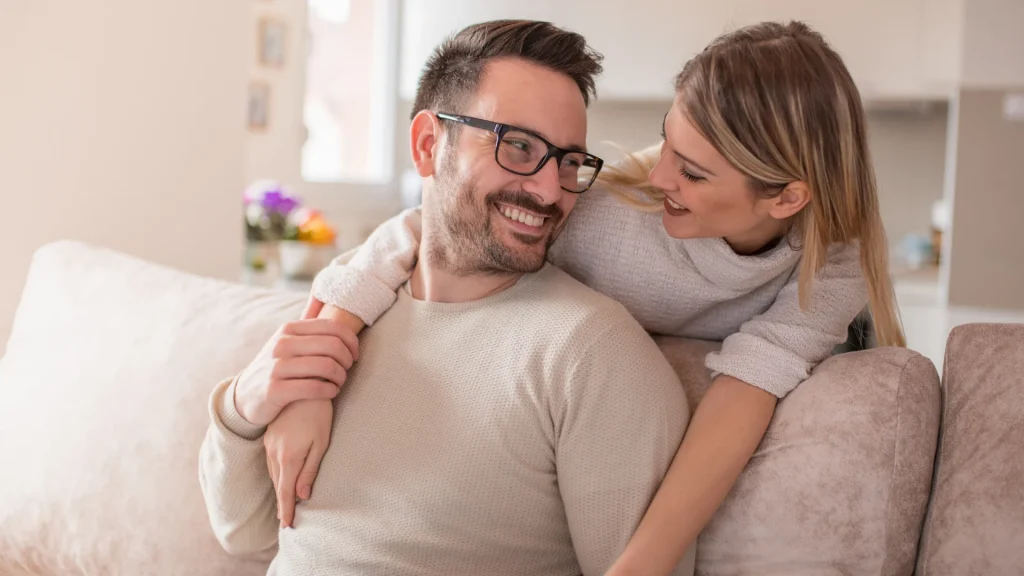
[
  {"left": 248, "top": 81, "right": 270, "bottom": 132},
  {"left": 258, "top": 18, "right": 287, "bottom": 67}
]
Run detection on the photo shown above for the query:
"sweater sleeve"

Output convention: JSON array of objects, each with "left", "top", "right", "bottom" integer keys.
[
  {"left": 310, "top": 208, "right": 422, "bottom": 326},
  {"left": 705, "top": 242, "right": 869, "bottom": 398},
  {"left": 555, "top": 313, "right": 694, "bottom": 576},
  {"left": 198, "top": 377, "right": 279, "bottom": 556}
]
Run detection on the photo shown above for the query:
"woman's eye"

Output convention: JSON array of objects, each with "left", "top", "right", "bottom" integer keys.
[{"left": 680, "top": 169, "right": 704, "bottom": 183}]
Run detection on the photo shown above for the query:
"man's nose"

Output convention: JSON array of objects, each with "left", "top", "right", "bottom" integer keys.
[{"left": 521, "top": 157, "right": 563, "bottom": 205}]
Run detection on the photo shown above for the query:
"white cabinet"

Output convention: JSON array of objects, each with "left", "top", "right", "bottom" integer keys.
[
  {"left": 399, "top": 0, "right": 961, "bottom": 102},
  {"left": 712, "top": 0, "right": 955, "bottom": 100},
  {"left": 550, "top": 2, "right": 737, "bottom": 100}
]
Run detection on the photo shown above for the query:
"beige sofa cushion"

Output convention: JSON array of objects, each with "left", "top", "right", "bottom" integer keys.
[
  {"left": 0, "top": 241, "right": 294, "bottom": 575},
  {"left": 655, "top": 337, "right": 942, "bottom": 576},
  {"left": 916, "top": 323, "right": 1024, "bottom": 576}
]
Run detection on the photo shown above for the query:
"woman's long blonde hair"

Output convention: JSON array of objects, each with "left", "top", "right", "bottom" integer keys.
[{"left": 599, "top": 21, "right": 905, "bottom": 348}]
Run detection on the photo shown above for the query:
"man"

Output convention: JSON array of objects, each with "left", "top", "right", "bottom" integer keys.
[{"left": 199, "top": 20, "right": 691, "bottom": 575}]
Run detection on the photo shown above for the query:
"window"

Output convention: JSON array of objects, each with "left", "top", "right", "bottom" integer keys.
[{"left": 302, "top": 0, "right": 397, "bottom": 183}]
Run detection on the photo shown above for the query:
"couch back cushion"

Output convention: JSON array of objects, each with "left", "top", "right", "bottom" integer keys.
[
  {"left": 656, "top": 338, "right": 942, "bottom": 576},
  {"left": 0, "top": 241, "right": 298, "bottom": 575},
  {"left": 916, "top": 323, "right": 1024, "bottom": 575}
]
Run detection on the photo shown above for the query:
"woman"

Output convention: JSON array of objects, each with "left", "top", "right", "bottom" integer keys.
[{"left": 269, "top": 20, "right": 904, "bottom": 575}]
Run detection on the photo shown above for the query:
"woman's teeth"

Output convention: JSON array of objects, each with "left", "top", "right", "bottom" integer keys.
[
  {"left": 666, "top": 197, "right": 686, "bottom": 211},
  {"left": 501, "top": 206, "right": 546, "bottom": 228}
]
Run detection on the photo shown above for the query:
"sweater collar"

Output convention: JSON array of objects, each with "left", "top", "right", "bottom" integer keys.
[{"left": 679, "top": 234, "right": 802, "bottom": 292}]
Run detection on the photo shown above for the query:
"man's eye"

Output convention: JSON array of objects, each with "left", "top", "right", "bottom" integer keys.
[{"left": 506, "top": 139, "right": 530, "bottom": 152}]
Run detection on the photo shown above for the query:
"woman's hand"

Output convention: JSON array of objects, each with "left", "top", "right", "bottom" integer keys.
[
  {"left": 265, "top": 397, "right": 334, "bottom": 528},
  {"left": 264, "top": 296, "right": 366, "bottom": 528}
]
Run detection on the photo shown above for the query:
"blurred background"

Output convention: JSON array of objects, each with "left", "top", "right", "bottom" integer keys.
[{"left": 1, "top": 0, "right": 1021, "bottom": 367}]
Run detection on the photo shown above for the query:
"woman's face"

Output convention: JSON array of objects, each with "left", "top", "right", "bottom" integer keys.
[{"left": 648, "top": 101, "right": 788, "bottom": 254}]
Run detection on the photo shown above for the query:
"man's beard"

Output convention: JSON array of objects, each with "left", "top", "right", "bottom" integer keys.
[{"left": 430, "top": 159, "right": 564, "bottom": 276}]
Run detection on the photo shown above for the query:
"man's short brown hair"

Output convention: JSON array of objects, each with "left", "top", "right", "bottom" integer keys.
[{"left": 411, "top": 20, "right": 603, "bottom": 119}]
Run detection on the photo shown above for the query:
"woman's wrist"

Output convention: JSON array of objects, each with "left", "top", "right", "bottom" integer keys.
[{"left": 317, "top": 303, "right": 366, "bottom": 332}]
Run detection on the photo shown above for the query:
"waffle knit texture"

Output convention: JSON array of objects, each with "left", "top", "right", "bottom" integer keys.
[
  {"left": 312, "top": 189, "right": 868, "bottom": 398},
  {"left": 200, "top": 264, "right": 694, "bottom": 576}
]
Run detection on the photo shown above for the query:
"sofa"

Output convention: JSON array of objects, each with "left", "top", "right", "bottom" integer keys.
[{"left": 0, "top": 241, "right": 1021, "bottom": 575}]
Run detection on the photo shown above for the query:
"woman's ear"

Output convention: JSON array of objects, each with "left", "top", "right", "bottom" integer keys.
[
  {"left": 410, "top": 110, "right": 442, "bottom": 178},
  {"left": 768, "top": 181, "right": 811, "bottom": 220}
]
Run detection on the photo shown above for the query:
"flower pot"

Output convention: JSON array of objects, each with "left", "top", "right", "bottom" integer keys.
[
  {"left": 242, "top": 241, "right": 281, "bottom": 287},
  {"left": 278, "top": 240, "right": 337, "bottom": 280}
]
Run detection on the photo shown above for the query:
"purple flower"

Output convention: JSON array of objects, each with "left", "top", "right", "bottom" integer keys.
[
  {"left": 244, "top": 179, "right": 301, "bottom": 215},
  {"left": 260, "top": 190, "right": 300, "bottom": 214}
]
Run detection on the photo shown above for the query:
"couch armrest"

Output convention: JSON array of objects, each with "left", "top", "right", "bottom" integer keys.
[
  {"left": 654, "top": 337, "right": 941, "bottom": 576},
  {"left": 917, "top": 323, "right": 1024, "bottom": 576}
]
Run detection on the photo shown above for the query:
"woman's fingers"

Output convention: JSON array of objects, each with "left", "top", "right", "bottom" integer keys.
[
  {"left": 267, "top": 377, "right": 342, "bottom": 408},
  {"left": 271, "top": 357, "right": 348, "bottom": 390},
  {"left": 276, "top": 451, "right": 305, "bottom": 528},
  {"left": 274, "top": 334, "right": 354, "bottom": 370},
  {"left": 282, "top": 319, "right": 359, "bottom": 362},
  {"left": 296, "top": 442, "right": 327, "bottom": 501}
]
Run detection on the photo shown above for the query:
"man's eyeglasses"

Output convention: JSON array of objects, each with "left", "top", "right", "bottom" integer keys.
[{"left": 436, "top": 113, "right": 603, "bottom": 194}]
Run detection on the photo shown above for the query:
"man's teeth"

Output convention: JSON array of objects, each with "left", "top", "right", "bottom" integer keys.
[
  {"left": 666, "top": 197, "right": 685, "bottom": 210},
  {"left": 501, "top": 207, "right": 546, "bottom": 228}
]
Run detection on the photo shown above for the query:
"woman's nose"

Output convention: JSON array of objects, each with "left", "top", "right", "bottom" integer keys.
[{"left": 648, "top": 151, "right": 679, "bottom": 192}]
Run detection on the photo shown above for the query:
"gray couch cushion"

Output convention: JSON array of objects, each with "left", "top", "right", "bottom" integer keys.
[
  {"left": 656, "top": 337, "right": 941, "bottom": 575},
  {"left": 916, "top": 323, "right": 1024, "bottom": 575}
]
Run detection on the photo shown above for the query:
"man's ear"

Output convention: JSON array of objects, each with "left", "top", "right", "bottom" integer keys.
[
  {"left": 767, "top": 181, "right": 811, "bottom": 220},
  {"left": 410, "top": 110, "right": 442, "bottom": 178}
]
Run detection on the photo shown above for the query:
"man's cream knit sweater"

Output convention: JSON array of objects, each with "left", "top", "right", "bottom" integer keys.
[{"left": 199, "top": 265, "right": 694, "bottom": 576}]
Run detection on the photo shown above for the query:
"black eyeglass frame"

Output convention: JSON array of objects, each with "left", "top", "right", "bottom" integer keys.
[{"left": 435, "top": 112, "right": 604, "bottom": 194}]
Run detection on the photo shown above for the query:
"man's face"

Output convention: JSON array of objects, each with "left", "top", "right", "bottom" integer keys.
[{"left": 430, "top": 59, "right": 588, "bottom": 275}]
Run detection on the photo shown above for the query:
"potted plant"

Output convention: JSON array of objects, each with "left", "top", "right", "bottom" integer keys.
[
  {"left": 243, "top": 180, "right": 302, "bottom": 277},
  {"left": 279, "top": 208, "right": 339, "bottom": 280}
]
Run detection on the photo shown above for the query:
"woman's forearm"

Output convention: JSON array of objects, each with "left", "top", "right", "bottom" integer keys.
[
  {"left": 311, "top": 208, "right": 421, "bottom": 326},
  {"left": 320, "top": 304, "right": 366, "bottom": 333},
  {"left": 608, "top": 375, "right": 777, "bottom": 576},
  {"left": 266, "top": 304, "right": 367, "bottom": 526}
]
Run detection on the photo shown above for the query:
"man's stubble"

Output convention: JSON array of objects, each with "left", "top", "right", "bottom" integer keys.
[{"left": 428, "top": 152, "right": 565, "bottom": 277}]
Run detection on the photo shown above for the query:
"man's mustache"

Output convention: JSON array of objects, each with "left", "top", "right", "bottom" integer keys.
[{"left": 488, "top": 190, "right": 563, "bottom": 220}]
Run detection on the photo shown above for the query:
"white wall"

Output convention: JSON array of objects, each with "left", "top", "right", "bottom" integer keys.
[
  {"left": 960, "top": 0, "right": 1024, "bottom": 87},
  {"left": 248, "top": 0, "right": 305, "bottom": 190},
  {"left": 0, "top": 1, "right": 249, "bottom": 354}
]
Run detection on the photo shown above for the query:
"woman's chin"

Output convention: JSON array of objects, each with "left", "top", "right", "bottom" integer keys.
[{"left": 661, "top": 211, "right": 700, "bottom": 239}]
